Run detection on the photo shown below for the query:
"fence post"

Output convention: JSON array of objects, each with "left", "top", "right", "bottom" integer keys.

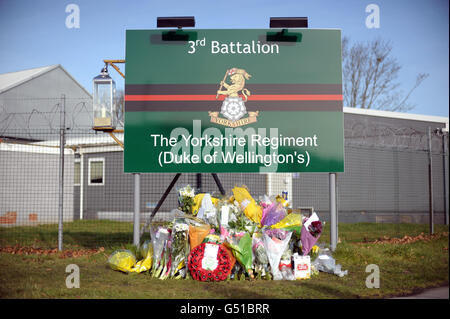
[
  {"left": 443, "top": 132, "right": 449, "bottom": 226},
  {"left": 196, "top": 173, "right": 202, "bottom": 193},
  {"left": 336, "top": 174, "right": 339, "bottom": 244},
  {"left": 79, "top": 149, "right": 84, "bottom": 220},
  {"left": 58, "top": 94, "right": 66, "bottom": 251},
  {"left": 329, "top": 173, "right": 337, "bottom": 251},
  {"left": 427, "top": 127, "right": 434, "bottom": 234},
  {"left": 133, "top": 173, "right": 141, "bottom": 246}
]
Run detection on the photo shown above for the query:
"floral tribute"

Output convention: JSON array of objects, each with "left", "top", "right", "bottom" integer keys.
[
  {"left": 188, "top": 243, "right": 232, "bottom": 282},
  {"left": 108, "top": 184, "right": 347, "bottom": 281}
]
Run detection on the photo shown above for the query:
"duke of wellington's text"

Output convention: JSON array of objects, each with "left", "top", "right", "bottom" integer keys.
[{"left": 150, "top": 120, "right": 318, "bottom": 172}]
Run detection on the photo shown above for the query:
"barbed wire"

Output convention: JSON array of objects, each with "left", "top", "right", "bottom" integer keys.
[
  {"left": 345, "top": 119, "right": 447, "bottom": 152},
  {"left": 0, "top": 97, "right": 96, "bottom": 139},
  {"left": 0, "top": 98, "right": 446, "bottom": 152}
]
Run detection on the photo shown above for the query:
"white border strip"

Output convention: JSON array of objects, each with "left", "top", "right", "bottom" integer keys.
[
  {"left": 0, "top": 142, "right": 73, "bottom": 155},
  {"left": 80, "top": 145, "right": 123, "bottom": 154}
]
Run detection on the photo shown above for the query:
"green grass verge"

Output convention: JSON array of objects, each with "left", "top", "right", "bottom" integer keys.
[
  {"left": 0, "top": 221, "right": 448, "bottom": 299},
  {"left": 1, "top": 220, "right": 447, "bottom": 248},
  {"left": 0, "top": 220, "right": 134, "bottom": 249}
]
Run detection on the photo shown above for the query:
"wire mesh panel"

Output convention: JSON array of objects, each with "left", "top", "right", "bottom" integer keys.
[{"left": 0, "top": 97, "right": 448, "bottom": 249}]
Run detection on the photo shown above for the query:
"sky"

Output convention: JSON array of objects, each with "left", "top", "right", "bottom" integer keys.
[{"left": 0, "top": 0, "right": 448, "bottom": 117}]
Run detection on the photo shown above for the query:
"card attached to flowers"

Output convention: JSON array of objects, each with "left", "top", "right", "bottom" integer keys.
[
  {"left": 202, "top": 243, "right": 220, "bottom": 271},
  {"left": 294, "top": 254, "right": 311, "bottom": 280}
]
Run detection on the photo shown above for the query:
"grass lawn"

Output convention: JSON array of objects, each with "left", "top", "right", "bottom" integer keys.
[{"left": 0, "top": 220, "right": 448, "bottom": 299}]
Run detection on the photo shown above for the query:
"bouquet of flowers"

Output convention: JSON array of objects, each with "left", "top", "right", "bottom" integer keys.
[
  {"left": 258, "top": 195, "right": 273, "bottom": 210},
  {"left": 170, "top": 220, "right": 190, "bottom": 278},
  {"left": 300, "top": 213, "right": 322, "bottom": 255},
  {"left": 232, "top": 186, "right": 263, "bottom": 225},
  {"left": 252, "top": 232, "right": 269, "bottom": 278},
  {"left": 178, "top": 185, "right": 196, "bottom": 214},
  {"left": 108, "top": 249, "right": 137, "bottom": 273},
  {"left": 264, "top": 228, "right": 290, "bottom": 241},
  {"left": 275, "top": 195, "right": 290, "bottom": 208},
  {"left": 224, "top": 232, "right": 254, "bottom": 279},
  {"left": 138, "top": 240, "right": 153, "bottom": 260},
  {"left": 262, "top": 228, "right": 293, "bottom": 280},
  {"left": 280, "top": 245, "right": 293, "bottom": 261},
  {"left": 227, "top": 200, "right": 258, "bottom": 233},
  {"left": 216, "top": 199, "right": 240, "bottom": 229},
  {"left": 309, "top": 245, "right": 320, "bottom": 260},
  {"left": 153, "top": 239, "right": 167, "bottom": 278},
  {"left": 189, "top": 222, "right": 211, "bottom": 250},
  {"left": 129, "top": 240, "right": 154, "bottom": 273},
  {"left": 261, "top": 202, "right": 287, "bottom": 227},
  {"left": 279, "top": 246, "right": 295, "bottom": 280},
  {"left": 308, "top": 221, "right": 322, "bottom": 237},
  {"left": 151, "top": 227, "right": 170, "bottom": 277},
  {"left": 271, "top": 212, "right": 303, "bottom": 236},
  {"left": 252, "top": 233, "right": 269, "bottom": 266},
  {"left": 159, "top": 239, "right": 173, "bottom": 280},
  {"left": 196, "top": 194, "right": 218, "bottom": 228}
]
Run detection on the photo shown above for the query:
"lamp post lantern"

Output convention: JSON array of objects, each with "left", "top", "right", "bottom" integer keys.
[{"left": 93, "top": 65, "right": 116, "bottom": 130}]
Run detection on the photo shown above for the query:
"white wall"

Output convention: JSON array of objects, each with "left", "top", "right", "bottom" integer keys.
[{"left": 0, "top": 144, "right": 74, "bottom": 226}]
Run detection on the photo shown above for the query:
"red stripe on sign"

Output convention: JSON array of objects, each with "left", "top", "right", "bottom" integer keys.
[
  {"left": 125, "top": 95, "right": 222, "bottom": 101},
  {"left": 247, "top": 94, "right": 343, "bottom": 101},
  {"left": 125, "top": 94, "right": 343, "bottom": 101}
]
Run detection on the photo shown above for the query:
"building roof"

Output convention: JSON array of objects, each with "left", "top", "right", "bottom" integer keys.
[
  {"left": 344, "top": 107, "right": 449, "bottom": 131},
  {"left": 0, "top": 64, "right": 91, "bottom": 97}
]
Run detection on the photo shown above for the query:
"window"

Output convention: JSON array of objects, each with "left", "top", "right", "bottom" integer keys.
[
  {"left": 74, "top": 159, "right": 81, "bottom": 186},
  {"left": 88, "top": 158, "right": 105, "bottom": 186}
]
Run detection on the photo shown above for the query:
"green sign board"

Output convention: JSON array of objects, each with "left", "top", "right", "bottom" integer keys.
[{"left": 124, "top": 29, "right": 344, "bottom": 173}]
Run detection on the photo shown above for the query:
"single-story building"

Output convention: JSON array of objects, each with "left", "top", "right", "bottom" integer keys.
[{"left": 0, "top": 64, "right": 91, "bottom": 226}]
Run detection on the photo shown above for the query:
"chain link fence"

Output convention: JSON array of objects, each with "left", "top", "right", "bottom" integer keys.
[{"left": 0, "top": 98, "right": 448, "bottom": 249}]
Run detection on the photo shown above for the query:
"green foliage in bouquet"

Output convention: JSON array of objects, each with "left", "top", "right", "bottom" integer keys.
[
  {"left": 309, "top": 245, "right": 320, "bottom": 260},
  {"left": 170, "top": 221, "right": 190, "bottom": 278},
  {"left": 227, "top": 205, "right": 258, "bottom": 233},
  {"left": 179, "top": 197, "right": 194, "bottom": 214},
  {"left": 178, "top": 185, "right": 195, "bottom": 214}
]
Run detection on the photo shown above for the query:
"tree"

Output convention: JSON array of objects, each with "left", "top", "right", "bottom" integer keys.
[{"left": 342, "top": 37, "right": 429, "bottom": 112}]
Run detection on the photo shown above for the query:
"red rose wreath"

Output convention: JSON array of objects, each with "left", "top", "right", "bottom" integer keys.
[{"left": 188, "top": 243, "right": 232, "bottom": 282}]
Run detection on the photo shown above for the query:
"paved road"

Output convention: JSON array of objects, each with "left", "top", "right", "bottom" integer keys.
[{"left": 391, "top": 286, "right": 449, "bottom": 299}]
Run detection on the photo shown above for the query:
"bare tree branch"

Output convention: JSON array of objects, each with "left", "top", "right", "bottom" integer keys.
[
  {"left": 115, "top": 89, "right": 124, "bottom": 127},
  {"left": 342, "top": 37, "right": 428, "bottom": 112}
]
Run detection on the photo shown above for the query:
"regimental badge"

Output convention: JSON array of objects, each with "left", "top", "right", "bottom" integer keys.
[{"left": 209, "top": 68, "right": 259, "bottom": 127}]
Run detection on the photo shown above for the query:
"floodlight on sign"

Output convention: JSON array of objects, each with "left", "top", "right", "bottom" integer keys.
[
  {"left": 157, "top": 16, "right": 195, "bottom": 29},
  {"left": 269, "top": 17, "right": 308, "bottom": 28}
]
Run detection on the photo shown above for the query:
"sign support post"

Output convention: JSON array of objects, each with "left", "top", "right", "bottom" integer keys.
[
  {"left": 133, "top": 173, "right": 141, "bottom": 246},
  {"left": 329, "top": 173, "right": 337, "bottom": 251}
]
